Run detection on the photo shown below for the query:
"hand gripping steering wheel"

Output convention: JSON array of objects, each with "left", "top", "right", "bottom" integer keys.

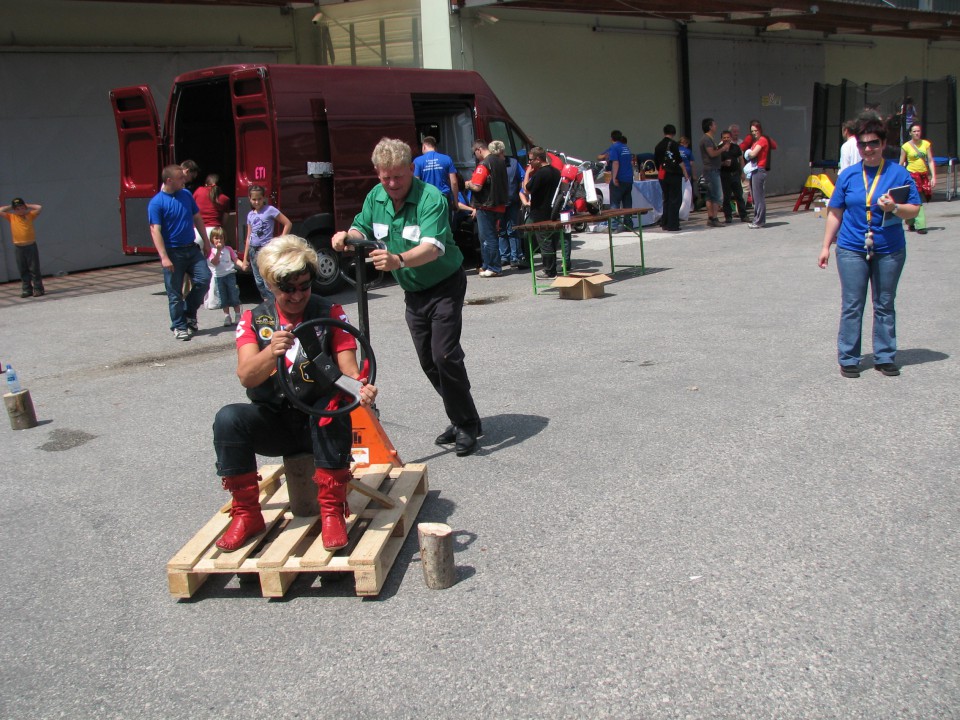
[{"left": 275, "top": 318, "right": 377, "bottom": 417}]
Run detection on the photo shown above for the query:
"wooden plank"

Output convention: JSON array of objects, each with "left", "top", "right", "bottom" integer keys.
[
  {"left": 349, "top": 463, "right": 396, "bottom": 508},
  {"left": 354, "top": 470, "right": 427, "bottom": 595},
  {"left": 168, "top": 570, "right": 209, "bottom": 598},
  {"left": 260, "top": 570, "right": 297, "bottom": 598},
  {"left": 167, "top": 511, "right": 233, "bottom": 571},
  {"left": 350, "top": 464, "right": 427, "bottom": 567},
  {"left": 213, "top": 484, "right": 290, "bottom": 569},
  {"left": 257, "top": 513, "right": 319, "bottom": 569}
]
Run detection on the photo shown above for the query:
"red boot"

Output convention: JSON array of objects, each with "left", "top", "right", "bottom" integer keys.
[
  {"left": 315, "top": 468, "right": 352, "bottom": 550},
  {"left": 216, "top": 472, "right": 266, "bottom": 551}
]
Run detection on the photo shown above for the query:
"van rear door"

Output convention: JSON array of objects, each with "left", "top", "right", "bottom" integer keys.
[
  {"left": 109, "top": 85, "right": 163, "bottom": 255},
  {"left": 230, "top": 67, "right": 277, "bottom": 223}
]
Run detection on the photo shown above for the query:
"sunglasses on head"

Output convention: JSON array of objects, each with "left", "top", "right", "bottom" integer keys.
[
  {"left": 857, "top": 139, "right": 882, "bottom": 149},
  {"left": 276, "top": 279, "right": 313, "bottom": 294}
]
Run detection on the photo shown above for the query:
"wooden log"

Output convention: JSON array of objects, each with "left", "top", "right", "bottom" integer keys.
[
  {"left": 417, "top": 522, "right": 455, "bottom": 590},
  {"left": 4, "top": 389, "right": 38, "bottom": 430},
  {"left": 283, "top": 454, "right": 318, "bottom": 517}
]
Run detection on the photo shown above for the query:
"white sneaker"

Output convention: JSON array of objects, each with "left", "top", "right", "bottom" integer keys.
[{"left": 223, "top": 315, "right": 233, "bottom": 326}]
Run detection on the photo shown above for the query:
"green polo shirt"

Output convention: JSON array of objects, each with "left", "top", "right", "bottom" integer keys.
[{"left": 350, "top": 178, "right": 463, "bottom": 292}]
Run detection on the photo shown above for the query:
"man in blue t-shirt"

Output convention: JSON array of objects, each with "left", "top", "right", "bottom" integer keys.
[
  {"left": 413, "top": 136, "right": 459, "bottom": 212},
  {"left": 598, "top": 130, "right": 635, "bottom": 231},
  {"left": 148, "top": 164, "right": 212, "bottom": 341}
]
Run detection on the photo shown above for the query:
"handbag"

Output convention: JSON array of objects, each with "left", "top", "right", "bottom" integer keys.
[{"left": 640, "top": 159, "right": 658, "bottom": 180}]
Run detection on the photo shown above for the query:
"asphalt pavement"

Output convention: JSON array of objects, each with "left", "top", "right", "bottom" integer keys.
[{"left": 1, "top": 197, "right": 958, "bottom": 719}]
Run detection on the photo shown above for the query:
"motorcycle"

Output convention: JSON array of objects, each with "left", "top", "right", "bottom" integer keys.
[{"left": 546, "top": 151, "right": 606, "bottom": 229}]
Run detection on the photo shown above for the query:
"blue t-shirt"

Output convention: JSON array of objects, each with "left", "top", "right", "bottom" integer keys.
[
  {"left": 147, "top": 189, "right": 199, "bottom": 248},
  {"left": 679, "top": 146, "right": 694, "bottom": 176},
  {"left": 830, "top": 161, "right": 919, "bottom": 254},
  {"left": 604, "top": 141, "right": 634, "bottom": 182},
  {"left": 413, "top": 150, "right": 456, "bottom": 196}
]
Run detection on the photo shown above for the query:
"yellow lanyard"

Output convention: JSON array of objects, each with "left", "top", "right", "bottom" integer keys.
[
  {"left": 861, "top": 158, "right": 884, "bottom": 228},
  {"left": 861, "top": 159, "right": 885, "bottom": 259}
]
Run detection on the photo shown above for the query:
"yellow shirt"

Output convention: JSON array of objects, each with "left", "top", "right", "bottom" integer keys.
[
  {"left": 901, "top": 139, "right": 932, "bottom": 174},
  {"left": 3, "top": 211, "right": 38, "bottom": 246}
]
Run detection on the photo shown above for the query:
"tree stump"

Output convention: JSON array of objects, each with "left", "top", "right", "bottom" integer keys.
[
  {"left": 282, "top": 454, "right": 318, "bottom": 517},
  {"left": 4, "top": 389, "right": 38, "bottom": 430},
  {"left": 417, "top": 522, "right": 455, "bottom": 589}
]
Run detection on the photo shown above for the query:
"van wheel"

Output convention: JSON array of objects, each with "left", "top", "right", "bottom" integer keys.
[{"left": 312, "top": 245, "right": 345, "bottom": 295}]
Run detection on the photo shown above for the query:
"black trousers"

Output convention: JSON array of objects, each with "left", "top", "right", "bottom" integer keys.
[
  {"left": 659, "top": 173, "right": 683, "bottom": 231},
  {"left": 16, "top": 243, "right": 43, "bottom": 292},
  {"left": 213, "top": 402, "right": 352, "bottom": 477},
  {"left": 720, "top": 171, "right": 747, "bottom": 220},
  {"left": 404, "top": 267, "right": 480, "bottom": 430}
]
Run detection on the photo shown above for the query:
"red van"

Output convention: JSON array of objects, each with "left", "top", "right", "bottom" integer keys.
[{"left": 109, "top": 64, "right": 532, "bottom": 292}]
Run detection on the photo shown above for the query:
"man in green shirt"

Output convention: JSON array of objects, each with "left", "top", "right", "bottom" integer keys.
[{"left": 332, "top": 138, "right": 482, "bottom": 456}]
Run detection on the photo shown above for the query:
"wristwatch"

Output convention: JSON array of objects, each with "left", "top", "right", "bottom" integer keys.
[{"left": 396, "top": 253, "right": 406, "bottom": 268}]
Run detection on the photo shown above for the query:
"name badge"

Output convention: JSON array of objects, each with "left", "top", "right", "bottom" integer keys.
[
  {"left": 373, "top": 223, "right": 389, "bottom": 240},
  {"left": 402, "top": 225, "right": 421, "bottom": 242}
]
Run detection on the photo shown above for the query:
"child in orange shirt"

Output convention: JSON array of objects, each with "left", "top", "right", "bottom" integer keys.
[{"left": 0, "top": 198, "right": 44, "bottom": 297}]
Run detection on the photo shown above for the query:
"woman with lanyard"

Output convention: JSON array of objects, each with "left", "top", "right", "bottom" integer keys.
[
  {"left": 900, "top": 122, "right": 937, "bottom": 235},
  {"left": 818, "top": 113, "right": 920, "bottom": 379}
]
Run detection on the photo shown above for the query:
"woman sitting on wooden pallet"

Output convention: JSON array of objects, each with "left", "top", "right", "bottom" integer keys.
[{"left": 212, "top": 235, "right": 377, "bottom": 552}]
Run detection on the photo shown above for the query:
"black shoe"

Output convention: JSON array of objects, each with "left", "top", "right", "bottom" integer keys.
[
  {"left": 455, "top": 426, "right": 479, "bottom": 457},
  {"left": 875, "top": 363, "right": 901, "bottom": 377},
  {"left": 435, "top": 425, "right": 457, "bottom": 445},
  {"left": 186, "top": 317, "right": 199, "bottom": 336},
  {"left": 20, "top": 290, "right": 31, "bottom": 298},
  {"left": 917, "top": 229, "right": 927, "bottom": 235},
  {"left": 724, "top": 217, "right": 732, "bottom": 224},
  {"left": 839, "top": 365, "right": 861, "bottom": 378},
  {"left": 708, "top": 217, "right": 722, "bottom": 227},
  {"left": 33, "top": 288, "right": 45, "bottom": 297}
]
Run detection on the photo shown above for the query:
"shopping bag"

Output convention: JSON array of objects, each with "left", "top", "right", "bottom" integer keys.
[
  {"left": 680, "top": 178, "right": 692, "bottom": 221},
  {"left": 913, "top": 204, "right": 926, "bottom": 231}
]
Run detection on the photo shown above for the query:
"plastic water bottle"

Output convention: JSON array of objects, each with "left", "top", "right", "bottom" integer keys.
[{"left": 5, "top": 365, "right": 21, "bottom": 393}]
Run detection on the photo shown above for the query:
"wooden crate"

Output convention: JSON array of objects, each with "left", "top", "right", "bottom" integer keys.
[{"left": 167, "top": 463, "right": 428, "bottom": 599}]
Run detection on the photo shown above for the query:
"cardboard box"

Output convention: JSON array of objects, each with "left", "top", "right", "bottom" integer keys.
[{"left": 551, "top": 272, "right": 612, "bottom": 300}]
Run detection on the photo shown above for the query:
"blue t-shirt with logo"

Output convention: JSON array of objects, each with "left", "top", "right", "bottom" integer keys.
[
  {"left": 413, "top": 150, "right": 457, "bottom": 196},
  {"left": 605, "top": 141, "right": 634, "bottom": 182},
  {"left": 829, "top": 160, "right": 919, "bottom": 254}
]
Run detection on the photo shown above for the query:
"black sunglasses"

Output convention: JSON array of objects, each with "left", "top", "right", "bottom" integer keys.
[
  {"left": 276, "top": 279, "right": 313, "bottom": 294},
  {"left": 857, "top": 139, "right": 882, "bottom": 149}
]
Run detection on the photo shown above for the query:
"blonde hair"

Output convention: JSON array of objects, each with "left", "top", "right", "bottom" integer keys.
[
  {"left": 257, "top": 235, "right": 318, "bottom": 288},
  {"left": 488, "top": 140, "right": 506, "bottom": 155},
  {"left": 371, "top": 138, "right": 412, "bottom": 170},
  {"left": 209, "top": 227, "right": 225, "bottom": 242}
]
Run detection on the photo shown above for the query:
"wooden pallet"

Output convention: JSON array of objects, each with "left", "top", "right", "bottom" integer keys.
[{"left": 167, "top": 462, "right": 428, "bottom": 599}]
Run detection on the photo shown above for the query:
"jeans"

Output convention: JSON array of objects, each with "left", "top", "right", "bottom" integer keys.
[
  {"left": 213, "top": 402, "right": 352, "bottom": 476},
  {"left": 248, "top": 245, "right": 275, "bottom": 301},
  {"left": 163, "top": 244, "right": 212, "bottom": 331},
  {"left": 498, "top": 201, "right": 524, "bottom": 264},
  {"left": 609, "top": 179, "right": 634, "bottom": 230},
  {"left": 750, "top": 168, "right": 768, "bottom": 225},
  {"left": 721, "top": 171, "right": 747, "bottom": 220},
  {"left": 476, "top": 207, "right": 504, "bottom": 273},
  {"left": 216, "top": 273, "right": 241, "bottom": 308},
  {"left": 703, "top": 169, "right": 723, "bottom": 204},
  {"left": 835, "top": 247, "right": 906, "bottom": 366},
  {"left": 659, "top": 173, "right": 683, "bottom": 230},
  {"left": 15, "top": 243, "right": 43, "bottom": 293}
]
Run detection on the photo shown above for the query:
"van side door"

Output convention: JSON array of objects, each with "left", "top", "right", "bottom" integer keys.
[
  {"left": 109, "top": 85, "right": 164, "bottom": 255},
  {"left": 230, "top": 67, "right": 277, "bottom": 227}
]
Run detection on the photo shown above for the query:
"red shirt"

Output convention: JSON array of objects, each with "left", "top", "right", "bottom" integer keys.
[
  {"left": 236, "top": 303, "right": 357, "bottom": 367},
  {"left": 193, "top": 187, "right": 231, "bottom": 227}
]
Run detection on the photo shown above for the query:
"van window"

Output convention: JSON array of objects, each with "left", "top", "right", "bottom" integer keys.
[
  {"left": 488, "top": 120, "right": 530, "bottom": 162},
  {"left": 413, "top": 97, "right": 475, "bottom": 173}
]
